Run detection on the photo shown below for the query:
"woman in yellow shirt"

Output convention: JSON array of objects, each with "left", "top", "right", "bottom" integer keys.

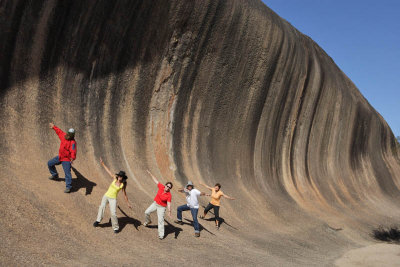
[
  {"left": 199, "top": 182, "right": 235, "bottom": 229},
  {"left": 93, "top": 158, "right": 132, "bottom": 233}
]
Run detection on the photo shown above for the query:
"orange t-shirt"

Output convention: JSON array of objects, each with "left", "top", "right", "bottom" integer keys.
[{"left": 210, "top": 188, "right": 224, "bottom": 206}]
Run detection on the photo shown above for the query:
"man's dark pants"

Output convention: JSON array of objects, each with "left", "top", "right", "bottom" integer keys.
[{"left": 48, "top": 156, "right": 72, "bottom": 189}]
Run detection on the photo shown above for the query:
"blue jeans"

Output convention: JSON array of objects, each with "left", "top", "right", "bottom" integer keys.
[
  {"left": 177, "top": 204, "right": 200, "bottom": 233},
  {"left": 48, "top": 156, "right": 72, "bottom": 189}
]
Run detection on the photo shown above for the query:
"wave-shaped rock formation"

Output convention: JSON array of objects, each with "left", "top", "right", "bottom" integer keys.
[{"left": 1, "top": 0, "right": 399, "bottom": 265}]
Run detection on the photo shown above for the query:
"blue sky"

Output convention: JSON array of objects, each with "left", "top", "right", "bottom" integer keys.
[{"left": 262, "top": 0, "right": 400, "bottom": 137}]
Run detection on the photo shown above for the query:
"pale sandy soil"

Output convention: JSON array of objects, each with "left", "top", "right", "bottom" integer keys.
[{"left": 335, "top": 244, "right": 400, "bottom": 267}]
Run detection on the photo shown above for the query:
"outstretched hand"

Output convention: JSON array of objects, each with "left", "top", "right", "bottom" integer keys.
[
  {"left": 49, "top": 122, "right": 54, "bottom": 128},
  {"left": 146, "top": 170, "right": 159, "bottom": 184}
]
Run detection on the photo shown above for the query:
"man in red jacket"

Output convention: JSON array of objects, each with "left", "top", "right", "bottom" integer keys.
[{"left": 47, "top": 122, "right": 77, "bottom": 193}]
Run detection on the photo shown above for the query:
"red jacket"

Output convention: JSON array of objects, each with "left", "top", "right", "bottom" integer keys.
[{"left": 53, "top": 126, "right": 77, "bottom": 162}]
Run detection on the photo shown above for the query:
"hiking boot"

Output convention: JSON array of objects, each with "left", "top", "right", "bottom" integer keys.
[
  {"left": 195, "top": 232, "right": 200, "bottom": 237},
  {"left": 174, "top": 220, "right": 184, "bottom": 225},
  {"left": 49, "top": 175, "right": 58, "bottom": 180},
  {"left": 64, "top": 188, "right": 71, "bottom": 193},
  {"left": 114, "top": 229, "right": 119, "bottom": 234},
  {"left": 93, "top": 221, "right": 99, "bottom": 227}
]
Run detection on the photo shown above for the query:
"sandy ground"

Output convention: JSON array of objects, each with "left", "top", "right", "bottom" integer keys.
[{"left": 335, "top": 244, "right": 400, "bottom": 267}]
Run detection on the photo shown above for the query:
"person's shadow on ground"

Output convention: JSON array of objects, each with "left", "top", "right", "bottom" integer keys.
[
  {"left": 165, "top": 220, "right": 183, "bottom": 239},
  {"left": 50, "top": 167, "right": 96, "bottom": 195},
  {"left": 184, "top": 218, "right": 216, "bottom": 236},
  {"left": 146, "top": 220, "right": 183, "bottom": 239},
  {"left": 97, "top": 220, "right": 112, "bottom": 228},
  {"left": 118, "top": 206, "right": 141, "bottom": 231},
  {"left": 200, "top": 205, "right": 238, "bottom": 230},
  {"left": 202, "top": 217, "right": 238, "bottom": 230},
  {"left": 97, "top": 206, "right": 141, "bottom": 233},
  {"left": 71, "top": 167, "right": 97, "bottom": 195}
]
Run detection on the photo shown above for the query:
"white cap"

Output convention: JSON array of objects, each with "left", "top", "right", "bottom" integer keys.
[
  {"left": 68, "top": 128, "right": 75, "bottom": 134},
  {"left": 186, "top": 181, "right": 194, "bottom": 188}
]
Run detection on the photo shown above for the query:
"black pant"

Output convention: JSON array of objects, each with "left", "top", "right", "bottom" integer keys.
[{"left": 204, "top": 203, "right": 220, "bottom": 223}]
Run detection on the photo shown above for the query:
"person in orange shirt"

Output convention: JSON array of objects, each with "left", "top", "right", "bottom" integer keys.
[{"left": 199, "top": 182, "right": 235, "bottom": 229}]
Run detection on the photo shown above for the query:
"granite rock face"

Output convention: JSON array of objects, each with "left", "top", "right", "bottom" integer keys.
[{"left": 1, "top": 1, "right": 399, "bottom": 265}]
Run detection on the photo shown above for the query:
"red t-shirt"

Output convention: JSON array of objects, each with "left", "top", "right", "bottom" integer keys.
[{"left": 154, "top": 183, "right": 172, "bottom": 207}]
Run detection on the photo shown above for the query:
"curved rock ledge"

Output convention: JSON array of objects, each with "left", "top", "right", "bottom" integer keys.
[{"left": 1, "top": 1, "right": 399, "bottom": 265}]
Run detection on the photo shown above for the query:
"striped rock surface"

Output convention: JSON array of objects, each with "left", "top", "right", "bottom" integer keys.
[{"left": 1, "top": 0, "right": 399, "bottom": 266}]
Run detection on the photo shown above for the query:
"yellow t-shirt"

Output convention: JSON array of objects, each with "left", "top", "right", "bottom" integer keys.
[
  {"left": 105, "top": 180, "right": 124, "bottom": 199},
  {"left": 210, "top": 188, "right": 224, "bottom": 206}
]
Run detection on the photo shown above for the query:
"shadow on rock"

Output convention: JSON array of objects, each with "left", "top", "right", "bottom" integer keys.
[
  {"left": 373, "top": 226, "right": 400, "bottom": 243},
  {"left": 118, "top": 206, "right": 141, "bottom": 231},
  {"left": 165, "top": 220, "right": 183, "bottom": 239},
  {"left": 71, "top": 167, "right": 97, "bottom": 195},
  {"left": 97, "top": 218, "right": 111, "bottom": 228},
  {"left": 185, "top": 218, "right": 215, "bottom": 236},
  {"left": 97, "top": 207, "right": 141, "bottom": 233},
  {"left": 146, "top": 220, "right": 183, "bottom": 239},
  {"left": 200, "top": 205, "right": 238, "bottom": 230}
]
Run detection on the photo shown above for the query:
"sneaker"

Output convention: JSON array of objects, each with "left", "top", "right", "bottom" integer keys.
[
  {"left": 174, "top": 220, "right": 184, "bottom": 225},
  {"left": 49, "top": 175, "right": 58, "bottom": 180},
  {"left": 64, "top": 188, "right": 71, "bottom": 193},
  {"left": 199, "top": 215, "right": 205, "bottom": 219},
  {"left": 114, "top": 229, "right": 119, "bottom": 234},
  {"left": 93, "top": 221, "right": 99, "bottom": 227},
  {"left": 159, "top": 236, "right": 164, "bottom": 240},
  {"left": 143, "top": 222, "right": 150, "bottom": 227},
  {"left": 195, "top": 232, "right": 200, "bottom": 237},
  {"left": 216, "top": 225, "right": 220, "bottom": 230}
]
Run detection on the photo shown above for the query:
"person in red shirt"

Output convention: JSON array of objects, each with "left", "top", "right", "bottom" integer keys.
[
  {"left": 47, "top": 122, "right": 77, "bottom": 193},
  {"left": 143, "top": 170, "right": 173, "bottom": 240}
]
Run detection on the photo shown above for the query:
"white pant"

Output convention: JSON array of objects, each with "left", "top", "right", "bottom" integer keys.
[
  {"left": 145, "top": 201, "right": 166, "bottom": 238},
  {"left": 96, "top": 195, "right": 119, "bottom": 230}
]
